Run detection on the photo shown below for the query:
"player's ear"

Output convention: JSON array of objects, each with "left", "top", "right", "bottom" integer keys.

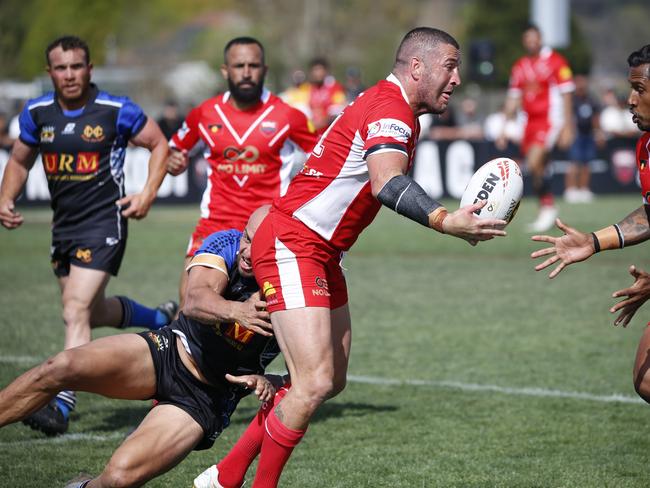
[
  {"left": 220, "top": 64, "right": 228, "bottom": 80},
  {"left": 410, "top": 56, "right": 422, "bottom": 81}
]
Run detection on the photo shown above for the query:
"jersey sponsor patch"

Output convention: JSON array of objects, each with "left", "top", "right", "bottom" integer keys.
[{"left": 366, "top": 118, "right": 411, "bottom": 143}]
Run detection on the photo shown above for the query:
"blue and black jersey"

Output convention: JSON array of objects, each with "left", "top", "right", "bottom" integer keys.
[
  {"left": 19, "top": 84, "right": 147, "bottom": 240},
  {"left": 170, "top": 229, "right": 280, "bottom": 391}
]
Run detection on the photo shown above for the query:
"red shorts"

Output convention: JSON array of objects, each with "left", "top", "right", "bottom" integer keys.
[
  {"left": 251, "top": 210, "right": 348, "bottom": 312},
  {"left": 521, "top": 117, "right": 561, "bottom": 156}
]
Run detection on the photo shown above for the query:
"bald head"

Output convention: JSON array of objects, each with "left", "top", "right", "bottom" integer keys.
[
  {"left": 246, "top": 204, "right": 271, "bottom": 234},
  {"left": 393, "top": 27, "right": 459, "bottom": 71}
]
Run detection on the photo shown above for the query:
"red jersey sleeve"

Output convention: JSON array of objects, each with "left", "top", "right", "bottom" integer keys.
[
  {"left": 362, "top": 98, "right": 415, "bottom": 157},
  {"left": 170, "top": 105, "right": 201, "bottom": 151},
  {"left": 551, "top": 52, "right": 575, "bottom": 93},
  {"left": 286, "top": 107, "right": 319, "bottom": 153}
]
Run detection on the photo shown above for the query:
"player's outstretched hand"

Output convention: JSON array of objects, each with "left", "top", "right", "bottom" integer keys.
[
  {"left": 233, "top": 293, "right": 273, "bottom": 337},
  {"left": 531, "top": 219, "right": 595, "bottom": 279},
  {"left": 442, "top": 200, "right": 507, "bottom": 246},
  {"left": 0, "top": 199, "right": 23, "bottom": 229},
  {"left": 610, "top": 265, "right": 650, "bottom": 327},
  {"left": 116, "top": 192, "right": 155, "bottom": 219},
  {"left": 166, "top": 148, "right": 189, "bottom": 176},
  {"left": 225, "top": 373, "right": 276, "bottom": 402}
]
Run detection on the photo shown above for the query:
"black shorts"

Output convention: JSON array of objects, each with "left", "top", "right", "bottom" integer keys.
[
  {"left": 139, "top": 327, "right": 240, "bottom": 451},
  {"left": 50, "top": 237, "right": 126, "bottom": 277}
]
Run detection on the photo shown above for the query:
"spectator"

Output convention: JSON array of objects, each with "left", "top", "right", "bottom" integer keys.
[
  {"left": 156, "top": 99, "right": 185, "bottom": 141},
  {"left": 600, "top": 88, "right": 639, "bottom": 138}
]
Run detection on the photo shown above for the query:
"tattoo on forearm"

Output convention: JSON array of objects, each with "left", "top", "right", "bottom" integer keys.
[{"left": 618, "top": 206, "right": 650, "bottom": 245}]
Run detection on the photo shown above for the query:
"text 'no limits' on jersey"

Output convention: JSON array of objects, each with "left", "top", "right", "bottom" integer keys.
[
  {"left": 170, "top": 89, "right": 318, "bottom": 232},
  {"left": 19, "top": 84, "right": 146, "bottom": 240}
]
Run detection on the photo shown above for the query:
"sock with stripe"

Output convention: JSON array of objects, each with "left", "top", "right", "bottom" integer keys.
[
  {"left": 116, "top": 296, "right": 168, "bottom": 330},
  {"left": 55, "top": 390, "right": 76, "bottom": 420},
  {"left": 251, "top": 406, "right": 306, "bottom": 488},
  {"left": 218, "top": 386, "right": 289, "bottom": 487}
]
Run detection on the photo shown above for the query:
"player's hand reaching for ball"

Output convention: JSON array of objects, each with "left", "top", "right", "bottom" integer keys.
[
  {"left": 531, "top": 219, "right": 596, "bottom": 278},
  {"left": 440, "top": 200, "right": 507, "bottom": 246},
  {"left": 225, "top": 373, "right": 276, "bottom": 402}
]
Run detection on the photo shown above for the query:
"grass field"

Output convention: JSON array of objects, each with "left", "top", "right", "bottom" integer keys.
[{"left": 1, "top": 196, "right": 650, "bottom": 487}]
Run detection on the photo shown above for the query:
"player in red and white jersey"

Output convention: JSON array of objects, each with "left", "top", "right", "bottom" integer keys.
[
  {"left": 166, "top": 37, "right": 318, "bottom": 311},
  {"left": 532, "top": 44, "right": 650, "bottom": 405},
  {"left": 499, "top": 23, "right": 575, "bottom": 233},
  {"left": 227, "top": 28, "right": 507, "bottom": 488}
]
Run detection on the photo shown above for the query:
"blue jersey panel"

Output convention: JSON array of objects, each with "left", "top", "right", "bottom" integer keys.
[
  {"left": 19, "top": 94, "right": 55, "bottom": 146},
  {"left": 195, "top": 229, "right": 242, "bottom": 272}
]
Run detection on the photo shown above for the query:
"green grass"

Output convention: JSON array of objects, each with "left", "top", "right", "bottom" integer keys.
[{"left": 2, "top": 196, "right": 650, "bottom": 487}]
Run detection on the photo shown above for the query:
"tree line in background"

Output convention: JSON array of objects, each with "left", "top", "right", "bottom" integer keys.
[{"left": 1, "top": 0, "right": 644, "bottom": 92}]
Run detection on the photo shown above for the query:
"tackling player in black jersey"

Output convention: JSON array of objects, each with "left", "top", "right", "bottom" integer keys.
[
  {"left": 0, "top": 206, "right": 285, "bottom": 488},
  {"left": 0, "top": 36, "right": 174, "bottom": 435}
]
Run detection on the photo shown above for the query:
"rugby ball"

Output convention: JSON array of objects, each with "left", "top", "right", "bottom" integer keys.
[{"left": 460, "top": 157, "right": 523, "bottom": 223}]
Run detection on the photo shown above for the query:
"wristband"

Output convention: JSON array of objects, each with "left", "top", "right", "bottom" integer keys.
[
  {"left": 429, "top": 207, "right": 448, "bottom": 233},
  {"left": 592, "top": 225, "right": 623, "bottom": 252}
]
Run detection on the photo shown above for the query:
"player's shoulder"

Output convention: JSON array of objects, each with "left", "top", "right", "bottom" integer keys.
[
  {"left": 199, "top": 229, "right": 243, "bottom": 255},
  {"left": 362, "top": 79, "right": 413, "bottom": 121},
  {"left": 25, "top": 92, "right": 56, "bottom": 113},
  {"left": 94, "top": 90, "right": 138, "bottom": 110},
  {"left": 196, "top": 95, "right": 222, "bottom": 111},
  {"left": 636, "top": 131, "right": 650, "bottom": 151}
]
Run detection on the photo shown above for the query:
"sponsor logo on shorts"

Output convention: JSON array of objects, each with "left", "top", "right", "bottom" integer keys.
[
  {"left": 40, "top": 126, "right": 55, "bottom": 143},
  {"left": 81, "top": 125, "right": 105, "bottom": 143},
  {"left": 106, "top": 237, "right": 119, "bottom": 246},
  {"left": 225, "top": 322, "right": 255, "bottom": 345},
  {"left": 312, "top": 276, "right": 331, "bottom": 297},
  {"left": 263, "top": 281, "right": 276, "bottom": 297},
  {"left": 366, "top": 118, "right": 411, "bottom": 143},
  {"left": 300, "top": 164, "right": 323, "bottom": 178},
  {"left": 147, "top": 331, "right": 169, "bottom": 351},
  {"left": 75, "top": 248, "right": 92, "bottom": 264}
]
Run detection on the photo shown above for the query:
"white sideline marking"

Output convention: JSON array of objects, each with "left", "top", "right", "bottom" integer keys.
[
  {"left": 347, "top": 374, "right": 645, "bottom": 405},
  {"left": 0, "top": 355, "right": 42, "bottom": 365},
  {"left": 0, "top": 431, "right": 125, "bottom": 447}
]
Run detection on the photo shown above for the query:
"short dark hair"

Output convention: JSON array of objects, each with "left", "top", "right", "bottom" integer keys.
[
  {"left": 309, "top": 57, "right": 330, "bottom": 70},
  {"left": 46, "top": 36, "right": 90, "bottom": 66},
  {"left": 223, "top": 37, "right": 265, "bottom": 64},
  {"left": 394, "top": 27, "right": 459, "bottom": 68},
  {"left": 628, "top": 45, "right": 650, "bottom": 71},
  {"left": 523, "top": 22, "right": 541, "bottom": 34}
]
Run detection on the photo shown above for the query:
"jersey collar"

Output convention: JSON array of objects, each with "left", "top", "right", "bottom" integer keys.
[{"left": 386, "top": 73, "right": 410, "bottom": 105}]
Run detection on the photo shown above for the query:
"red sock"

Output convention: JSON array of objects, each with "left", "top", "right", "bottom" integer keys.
[
  {"left": 218, "top": 386, "right": 291, "bottom": 488},
  {"left": 540, "top": 193, "right": 555, "bottom": 207},
  {"left": 251, "top": 405, "right": 306, "bottom": 488}
]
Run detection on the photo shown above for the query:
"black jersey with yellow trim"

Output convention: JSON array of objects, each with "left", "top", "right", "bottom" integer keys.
[{"left": 19, "top": 84, "right": 147, "bottom": 240}]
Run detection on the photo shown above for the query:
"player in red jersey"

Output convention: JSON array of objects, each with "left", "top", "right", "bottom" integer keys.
[
  {"left": 193, "top": 27, "right": 506, "bottom": 488},
  {"left": 166, "top": 37, "right": 318, "bottom": 311},
  {"left": 498, "top": 23, "right": 575, "bottom": 232},
  {"left": 532, "top": 45, "right": 650, "bottom": 403}
]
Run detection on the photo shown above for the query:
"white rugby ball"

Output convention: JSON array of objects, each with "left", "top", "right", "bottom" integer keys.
[{"left": 460, "top": 157, "right": 523, "bottom": 223}]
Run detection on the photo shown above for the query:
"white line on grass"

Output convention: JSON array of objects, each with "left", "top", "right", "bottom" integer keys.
[
  {"left": 347, "top": 374, "right": 645, "bottom": 404},
  {"left": 0, "top": 355, "right": 43, "bottom": 364},
  {"left": 0, "top": 431, "right": 126, "bottom": 447}
]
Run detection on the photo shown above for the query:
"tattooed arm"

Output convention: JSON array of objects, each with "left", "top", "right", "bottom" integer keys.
[{"left": 531, "top": 205, "right": 650, "bottom": 278}]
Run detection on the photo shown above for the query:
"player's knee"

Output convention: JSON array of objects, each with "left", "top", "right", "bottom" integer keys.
[
  {"left": 34, "top": 352, "right": 75, "bottom": 389},
  {"left": 634, "top": 377, "right": 650, "bottom": 404},
  {"left": 299, "top": 376, "right": 341, "bottom": 406},
  {"left": 61, "top": 299, "right": 89, "bottom": 328}
]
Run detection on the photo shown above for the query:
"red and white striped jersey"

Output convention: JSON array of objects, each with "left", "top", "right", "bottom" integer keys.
[
  {"left": 636, "top": 132, "right": 650, "bottom": 204},
  {"left": 171, "top": 89, "right": 318, "bottom": 231},
  {"left": 508, "top": 46, "right": 574, "bottom": 124},
  {"left": 276, "top": 74, "right": 420, "bottom": 251}
]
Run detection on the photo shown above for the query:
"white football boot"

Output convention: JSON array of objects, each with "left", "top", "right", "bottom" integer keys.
[
  {"left": 526, "top": 206, "right": 558, "bottom": 233},
  {"left": 193, "top": 465, "right": 226, "bottom": 488}
]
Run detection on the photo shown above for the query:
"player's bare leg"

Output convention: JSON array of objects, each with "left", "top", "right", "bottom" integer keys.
[
  {"left": 0, "top": 334, "right": 155, "bottom": 427},
  {"left": 59, "top": 266, "right": 114, "bottom": 349},
  {"left": 250, "top": 304, "right": 351, "bottom": 488},
  {"left": 633, "top": 325, "right": 650, "bottom": 402},
  {"left": 86, "top": 404, "right": 203, "bottom": 488},
  {"left": 526, "top": 144, "right": 557, "bottom": 232},
  {"left": 270, "top": 306, "right": 350, "bottom": 429}
]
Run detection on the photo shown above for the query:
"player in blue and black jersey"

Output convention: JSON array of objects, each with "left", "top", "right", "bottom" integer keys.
[
  {"left": 0, "top": 36, "right": 175, "bottom": 435},
  {"left": 0, "top": 206, "right": 285, "bottom": 487}
]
